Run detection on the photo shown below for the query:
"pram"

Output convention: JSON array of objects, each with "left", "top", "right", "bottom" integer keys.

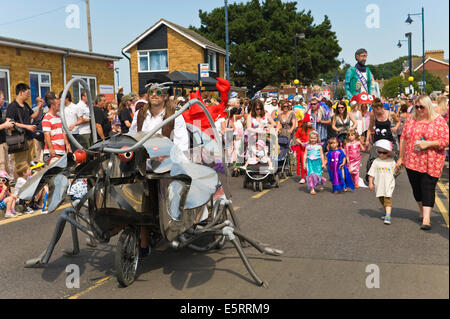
[
  {"left": 277, "top": 135, "right": 294, "bottom": 179},
  {"left": 241, "top": 131, "right": 280, "bottom": 192}
]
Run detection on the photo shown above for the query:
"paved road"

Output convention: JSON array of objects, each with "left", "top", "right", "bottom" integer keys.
[{"left": 0, "top": 154, "right": 448, "bottom": 299}]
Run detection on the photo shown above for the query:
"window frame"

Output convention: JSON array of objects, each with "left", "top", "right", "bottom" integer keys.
[
  {"left": 71, "top": 75, "right": 97, "bottom": 104},
  {"left": 0, "top": 68, "right": 11, "bottom": 107},
  {"left": 207, "top": 51, "right": 217, "bottom": 73},
  {"left": 29, "top": 71, "right": 52, "bottom": 108},
  {"left": 137, "top": 49, "right": 169, "bottom": 73}
]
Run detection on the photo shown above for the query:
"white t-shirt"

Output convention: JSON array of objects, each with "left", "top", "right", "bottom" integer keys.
[
  {"left": 14, "top": 177, "right": 27, "bottom": 195},
  {"left": 129, "top": 109, "right": 189, "bottom": 152},
  {"left": 368, "top": 157, "right": 396, "bottom": 198},
  {"left": 76, "top": 100, "right": 91, "bottom": 135},
  {"left": 64, "top": 102, "right": 81, "bottom": 134}
]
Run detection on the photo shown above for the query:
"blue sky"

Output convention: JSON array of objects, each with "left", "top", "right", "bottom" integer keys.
[{"left": 1, "top": 0, "right": 448, "bottom": 93}]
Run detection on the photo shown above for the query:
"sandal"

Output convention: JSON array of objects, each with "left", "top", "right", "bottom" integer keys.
[{"left": 420, "top": 224, "right": 431, "bottom": 231}]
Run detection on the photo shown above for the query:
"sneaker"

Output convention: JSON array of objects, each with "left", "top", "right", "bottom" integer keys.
[
  {"left": 30, "top": 202, "right": 42, "bottom": 210},
  {"left": 4, "top": 212, "right": 16, "bottom": 218},
  {"left": 384, "top": 215, "right": 391, "bottom": 225},
  {"left": 41, "top": 210, "right": 48, "bottom": 215},
  {"left": 381, "top": 214, "right": 385, "bottom": 220},
  {"left": 25, "top": 207, "right": 34, "bottom": 214},
  {"left": 299, "top": 179, "right": 306, "bottom": 184}
]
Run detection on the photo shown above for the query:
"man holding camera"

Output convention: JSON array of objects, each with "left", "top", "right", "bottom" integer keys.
[
  {"left": 0, "top": 91, "right": 15, "bottom": 176},
  {"left": 6, "top": 83, "right": 43, "bottom": 174}
]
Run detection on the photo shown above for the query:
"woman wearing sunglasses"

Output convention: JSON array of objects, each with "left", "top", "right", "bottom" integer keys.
[
  {"left": 396, "top": 95, "right": 449, "bottom": 231},
  {"left": 246, "top": 99, "right": 277, "bottom": 134},
  {"left": 364, "top": 98, "right": 400, "bottom": 182},
  {"left": 331, "top": 100, "right": 357, "bottom": 145}
]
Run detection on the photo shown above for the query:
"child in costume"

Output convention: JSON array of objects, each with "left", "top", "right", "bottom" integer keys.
[
  {"left": 303, "top": 131, "right": 326, "bottom": 195},
  {"left": 326, "top": 138, "right": 355, "bottom": 194},
  {"left": 368, "top": 139, "right": 398, "bottom": 225},
  {"left": 344, "top": 129, "right": 366, "bottom": 188},
  {"left": 294, "top": 119, "right": 311, "bottom": 183}
]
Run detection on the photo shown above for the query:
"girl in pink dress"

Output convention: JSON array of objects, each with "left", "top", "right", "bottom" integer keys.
[{"left": 344, "top": 129, "right": 366, "bottom": 188}]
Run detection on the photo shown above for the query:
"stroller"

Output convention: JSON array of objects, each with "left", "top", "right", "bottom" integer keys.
[
  {"left": 241, "top": 131, "right": 280, "bottom": 192},
  {"left": 277, "top": 135, "right": 294, "bottom": 179}
]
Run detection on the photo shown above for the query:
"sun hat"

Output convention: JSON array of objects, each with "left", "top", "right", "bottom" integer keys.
[
  {"left": 374, "top": 139, "right": 393, "bottom": 154},
  {"left": 30, "top": 162, "right": 45, "bottom": 170},
  {"left": 0, "top": 170, "right": 10, "bottom": 180}
]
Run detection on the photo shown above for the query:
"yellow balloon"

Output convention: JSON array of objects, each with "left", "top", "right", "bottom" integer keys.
[
  {"left": 408, "top": 76, "right": 414, "bottom": 82},
  {"left": 294, "top": 79, "right": 300, "bottom": 85}
]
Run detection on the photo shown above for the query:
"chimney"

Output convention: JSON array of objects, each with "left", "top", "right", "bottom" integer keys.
[{"left": 425, "top": 50, "right": 444, "bottom": 62}]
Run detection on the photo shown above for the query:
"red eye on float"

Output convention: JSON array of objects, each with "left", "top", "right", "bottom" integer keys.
[
  {"left": 118, "top": 146, "right": 134, "bottom": 162},
  {"left": 73, "top": 150, "right": 87, "bottom": 163}
]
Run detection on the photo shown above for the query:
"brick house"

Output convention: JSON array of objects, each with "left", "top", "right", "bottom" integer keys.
[
  {"left": 0, "top": 36, "right": 121, "bottom": 108},
  {"left": 402, "top": 50, "right": 449, "bottom": 85},
  {"left": 122, "top": 19, "right": 226, "bottom": 93}
]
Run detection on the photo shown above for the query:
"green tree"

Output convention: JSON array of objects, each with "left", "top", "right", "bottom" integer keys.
[
  {"left": 191, "top": 0, "right": 341, "bottom": 92},
  {"left": 381, "top": 71, "right": 445, "bottom": 97}
]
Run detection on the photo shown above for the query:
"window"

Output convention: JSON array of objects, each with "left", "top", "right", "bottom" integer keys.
[
  {"left": 0, "top": 68, "right": 10, "bottom": 109},
  {"left": 207, "top": 52, "right": 217, "bottom": 73},
  {"left": 29, "top": 71, "right": 51, "bottom": 108},
  {"left": 138, "top": 50, "right": 169, "bottom": 72},
  {"left": 72, "top": 75, "right": 97, "bottom": 104}
]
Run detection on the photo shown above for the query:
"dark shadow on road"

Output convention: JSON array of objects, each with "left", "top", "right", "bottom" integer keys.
[
  {"left": 357, "top": 208, "right": 449, "bottom": 240},
  {"left": 39, "top": 242, "right": 116, "bottom": 283},
  {"left": 133, "top": 245, "right": 282, "bottom": 290}
]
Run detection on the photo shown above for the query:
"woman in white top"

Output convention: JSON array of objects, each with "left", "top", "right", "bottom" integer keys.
[
  {"left": 246, "top": 99, "right": 277, "bottom": 133},
  {"left": 129, "top": 83, "right": 189, "bottom": 152}
]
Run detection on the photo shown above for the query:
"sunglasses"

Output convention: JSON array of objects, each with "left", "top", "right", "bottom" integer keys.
[
  {"left": 377, "top": 150, "right": 389, "bottom": 155},
  {"left": 256, "top": 108, "right": 263, "bottom": 111},
  {"left": 415, "top": 104, "right": 425, "bottom": 110},
  {"left": 310, "top": 103, "right": 318, "bottom": 105},
  {"left": 337, "top": 106, "right": 345, "bottom": 109},
  {"left": 0, "top": 178, "right": 7, "bottom": 182},
  {"left": 148, "top": 90, "right": 164, "bottom": 96}
]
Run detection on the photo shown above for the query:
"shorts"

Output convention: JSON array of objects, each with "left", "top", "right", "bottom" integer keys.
[
  {"left": 378, "top": 197, "right": 392, "bottom": 208},
  {"left": 0, "top": 200, "right": 6, "bottom": 210}
]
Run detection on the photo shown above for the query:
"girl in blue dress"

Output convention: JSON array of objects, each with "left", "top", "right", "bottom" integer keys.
[
  {"left": 303, "top": 131, "right": 326, "bottom": 195},
  {"left": 326, "top": 137, "right": 355, "bottom": 194}
]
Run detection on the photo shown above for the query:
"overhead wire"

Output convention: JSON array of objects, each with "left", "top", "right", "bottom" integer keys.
[{"left": 0, "top": 0, "right": 84, "bottom": 27}]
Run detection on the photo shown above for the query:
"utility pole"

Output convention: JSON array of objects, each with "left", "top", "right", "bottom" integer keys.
[{"left": 86, "top": 0, "right": 93, "bottom": 52}]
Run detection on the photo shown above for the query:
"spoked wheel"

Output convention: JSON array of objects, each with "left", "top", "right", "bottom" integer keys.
[
  {"left": 115, "top": 227, "right": 140, "bottom": 287},
  {"left": 252, "top": 181, "right": 257, "bottom": 192}
]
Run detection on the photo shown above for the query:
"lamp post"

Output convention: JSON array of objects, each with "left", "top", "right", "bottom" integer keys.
[
  {"left": 406, "top": 7, "right": 425, "bottom": 92},
  {"left": 225, "top": 0, "right": 230, "bottom": 83},
  {"left": 334, "top": 59, "right": 344, "bottom": 98},
  {"left": 114, "top": 68, "right": 120, "bottom": 90},
  {"left": 294, "top": 33, "right": 305, "bottom": 83},
  {"left": 397, "top": 32, "right": 412, "bottom": 76}
]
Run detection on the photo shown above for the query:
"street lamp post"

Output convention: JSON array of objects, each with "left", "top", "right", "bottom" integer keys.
[
  {"left": 397, "top": 32, "right": 412, "bottom": 76},
  {"left": 406, "top": 7, "right": 425, "bottom": 92},
  {"left": 294, "top": 33, "right": 305, "bottom": 96},
  {"left": 334, "top": 59, "right": 344, "bottom": 98},
  {"left": 225, "top": 0, "right": 230, "bottom": 83},
  {"left": 114, "top": 68, "right": 120, "bottom": 90}
]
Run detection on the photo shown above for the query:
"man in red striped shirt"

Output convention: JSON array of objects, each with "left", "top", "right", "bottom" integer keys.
[{"left": 42, "top": 92, "right": 72, "bottom": 165}]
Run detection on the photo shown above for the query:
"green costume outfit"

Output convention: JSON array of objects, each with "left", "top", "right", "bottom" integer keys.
[{"left": 345, "top": 65, "right": 373, "bottom": 100}]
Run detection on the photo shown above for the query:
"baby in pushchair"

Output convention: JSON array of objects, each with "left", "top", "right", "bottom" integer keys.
[{"left": 243, "top": 139, "right": 272, "bottom": 169}]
